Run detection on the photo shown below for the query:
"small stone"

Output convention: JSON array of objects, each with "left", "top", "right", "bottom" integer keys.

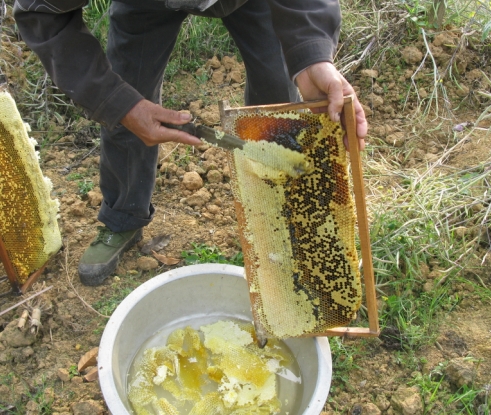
[
  {"left": 70, "top": 199, "right": 85, "bottom": 216},
  {"left": 222, "top": 164, "right": 231, "bottom": 178},
  {"left": 455, "top": 84, "right": 469, "bottom": 97},
  {"left": 375, "top": 394, "right": 391, "bottom": 411},
  {"left": 385, "top": 132, "right": 405, "bottom": 147},
  {"left": 361, "top": 103, "right": 373, "bottom": 116},
  {"left": 206, "top": 204, "right": 221, "bottom": 215},
  {"left": 423, "top": 281, "right": 434, "bottom": 292},
  {"left": 159, "top": 162, "right": 179, "bottom": 175},
  {"left": 57, "top": 368, "right": 71, "bottom": 382},
  {"left": 445, "top": 357, "right": 476, "bottom": 388},
  {"left": 186, "top": 188, "right": 212, "bottom": 208},
  {"left": 71, "top": 376, "right": 83, "bottom": 384},
  {"left": 182, "top": 171, "right": 203, "bottom": 190},
  {"left": 137, "top": 256, "right": 159, "bottom": 271},
  {"left": 366, "top": 93, "right": 384, "bottom": 108},
  {"left": 433, "top": 32, "right": 455, "bottom": 48},
  {"left": 212, "top": 70, "right": 224, "bottom": 84},
  {"left": 200, "top": 108, "right": 220, "bottom": 126},
  {"left": 363, "top": 403, "right": 382, "bottom": 415},
  {"left": 87, "top": 190, "right": 102, "bottom": 207},
  {"left": 0, "top": 384, "right": 13, "bottom": 406},
  {"left": 453, "top": 226, "right": 468, "bottom": 239},
  {"left": 25, "top": 400, "right": 39, "bottom": 415},
  {"left": 229, "top": 70, "right": 242, "bottom": 83},
  {"left": 0, "top": 320, "right": 37, "bottom": 347},
  {"left": 22, "top": 346, "right": 34, "bottom": 358},
  {"left": 361, "top": 69, "right": 379, "bottom": 78},
  {"left": 189, "top": 100, "right": 203, "bottom": 115},
  {"left": 207, "top": 169, "right": 223, "bottom": 183},
  {"left": 186, "top": 162, "right": 206, "bottom": 175},
  {"left": 70, "top": 400, "right": 104, "bottom": 415},
  {"left": 418, "top": 88, "right": 428, "bottom": 99},
  {"left": 391, "top": 386, "right": 423, "bottom": 415},
  {"left": 202, "top": 159, "right": 218, "bottom": 172},
  {"left": 202, "top": 147, "right": 222, "bottom": 160},
  {"left": 350, "top": 404, "right": 362, "bottom": 415},
  {"left": 63, "top": 222, "right": 75, "bottom": 233},
  {"left": 401, "top": 46, "right": 424, "bottom": 65},
  {"left": 222, "top": 55, "right": 237, "bottom": 71},
  {"left": 202, "top": 212, "right": 214, "bottom": 220},
  {"left": 424, "top": 153, "right": 439, "bottom": 163},
  {"left": 207, "top": 55, "right": 221, "bottom": 69}
]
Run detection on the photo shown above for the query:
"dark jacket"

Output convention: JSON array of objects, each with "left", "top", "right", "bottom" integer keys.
[{"left": 13, "top": 0, "right": 341, "bottom": 130}]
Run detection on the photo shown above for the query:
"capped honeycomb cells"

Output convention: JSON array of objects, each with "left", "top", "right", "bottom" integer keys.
[
  {"left": 0, "top": 90, "right": 61, "bottom": 283},
  {"left": 228, "top": 111, "right": 362, "bottom": 338}
]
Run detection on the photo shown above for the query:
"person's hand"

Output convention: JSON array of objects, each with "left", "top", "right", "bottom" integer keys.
[
  {"left": 120, "top": 99, "right": 203, "bottom": 147},
  {"left": 296, "top": 62, "right": 367, "bottom": 151}
]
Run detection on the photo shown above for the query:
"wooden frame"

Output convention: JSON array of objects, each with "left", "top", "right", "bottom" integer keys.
[
  {"left": 0, "top": 235, "right": 46, "bottom": 296},
  {"left": 219, "top": 96, "right": 379, "bottom": 338}
]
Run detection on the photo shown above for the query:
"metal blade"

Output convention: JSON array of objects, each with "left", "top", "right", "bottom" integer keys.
[{"left": 162, "top": 122, "right": 245, "bottom": 150}]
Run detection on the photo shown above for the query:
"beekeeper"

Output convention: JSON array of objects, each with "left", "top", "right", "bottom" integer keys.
[{"left": 14, "top": 0, "right": 367, "bottom": 286}]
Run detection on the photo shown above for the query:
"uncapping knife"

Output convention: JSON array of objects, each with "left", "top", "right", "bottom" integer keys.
[{"left": 162, "top": 122, "right": 245, "bottom": 151}]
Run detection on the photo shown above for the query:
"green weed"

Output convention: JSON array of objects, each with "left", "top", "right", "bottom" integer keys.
[
  {"left": 0, "top": 373, "right": 54, "bottom": 415},
  {"left": 181, "top": 243, "right": 244, "bottom": 266},
  {"left": 68, "top": 365, "right": 79, "bottom": 380},
  {"left": 445, "top": 383, "right": 490, "bottom": 414},
  {"left": 329, "top": 337, "right": 363, "bottom": 392},
  {"left": 66, "top": 173, "right": 94, "bottom": 196},
  {"left": 165, "top": 16, "right": 239, "bottom": 80},
  {"left": 66, "top": 172, "right": 84, "bottom": 181},
  {"left": 92, "top": 285, "right": 134, "bottom": 316},
  {"left": 84, "top": 0, "right": 111, "bottom": 47},
  {"left": 77, "top": 179, "right": 94, "bottom": 196},
  {"left": 365, "top": 157, "right": 491, "bottom": 349}
]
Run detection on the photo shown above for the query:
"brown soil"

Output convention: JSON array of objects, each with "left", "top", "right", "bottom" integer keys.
[{"left": 1, "top": 7, "right": 491, "bottom": 415}]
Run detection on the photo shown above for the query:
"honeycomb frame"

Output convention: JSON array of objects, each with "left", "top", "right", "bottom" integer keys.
[
  {"left": 220, "top": 97, "right": 379, "bottom": 339},
  {"left": 0, "top": 87, "right": 62, "bottom": 295}
]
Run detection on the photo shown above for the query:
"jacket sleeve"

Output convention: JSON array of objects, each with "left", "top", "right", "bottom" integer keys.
[
  {"left": 266, "top": 0, "right": 341, "bottom": 79},
  {"left": 13, "top": 0, "right": 143, "bottom": 129}
]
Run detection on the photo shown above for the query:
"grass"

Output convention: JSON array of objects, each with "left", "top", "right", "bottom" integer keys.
[
  {"left": 164, "top": 15, "right": 239, "bottom": 80},
  {"left": 66, "top": 172, "right": 95, "bottom": 196},
  {"left": 0, "top": 373, "right": 54, "bottom": 415},
  {"left": 83, "top": 1, "right": 239, "bottom": 80},
  {"left": 339, "top": 0, "right": 491, "bottom": 121},
  {"left": 364, "top": 154, "right": 491, "bottom": 347},
  {"left": 409, "top": 366, "right": 491, "bottom": 414},
  {"left": 181, "top": 242, "right": 244, "bottom": 266},
  {"left": 92, "top": 284, "right": 135, "bottom": 316}
]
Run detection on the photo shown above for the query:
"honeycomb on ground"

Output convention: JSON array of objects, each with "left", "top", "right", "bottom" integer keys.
[
  {"left": 127, "top": 321, "right": 291, "bottom": 414},
  {"left": 0, "top": 90, "right": 62, "bottom": 284},
  {"left": 228, "top": 111, "right": 362, "bottom": 338}
]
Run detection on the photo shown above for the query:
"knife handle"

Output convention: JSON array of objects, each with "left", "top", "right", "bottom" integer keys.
[{"left": 161, "top": 122, "right": 197, "bottom": 136}]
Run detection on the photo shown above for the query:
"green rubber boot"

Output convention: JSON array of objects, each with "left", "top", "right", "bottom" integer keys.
[{"left": 78, "top": 226, "right": 142, "bottom": 286}]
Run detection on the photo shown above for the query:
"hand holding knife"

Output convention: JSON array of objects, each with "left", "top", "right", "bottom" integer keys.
[{"left": 161, "top": 122, "right": 246, "bottom": 151}]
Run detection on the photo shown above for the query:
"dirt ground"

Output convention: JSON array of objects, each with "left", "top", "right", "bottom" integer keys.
[{"left": 1, "top": 9, "right": 491, "bottom": 415}]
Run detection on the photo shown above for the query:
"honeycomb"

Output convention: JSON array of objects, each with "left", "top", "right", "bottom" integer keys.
[
  {"left": 228, "top": 111, "right": 362, "bottom": 338},
  {"left": 0, "top": 90, "right": 62, "bottom": 284},
  {"left": 128, "top": 321, "right": 288, "bottom": 414}
]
